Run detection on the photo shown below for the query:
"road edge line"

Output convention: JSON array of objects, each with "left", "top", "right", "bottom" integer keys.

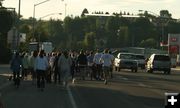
[{"left": 67, "top": 85, "right": 78, "bottom": 108}]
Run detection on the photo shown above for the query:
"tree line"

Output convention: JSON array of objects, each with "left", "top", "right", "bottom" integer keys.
[{"left": 1, "top": 5, "right": 180, "bottom": 63}]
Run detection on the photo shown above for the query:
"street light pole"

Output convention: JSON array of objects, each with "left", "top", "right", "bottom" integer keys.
[
  {"left": 32, "top": 0, "right": 50, "bottom": 41},
  {"left": 65, "top": 3, "right": 67, "bottom": 17},
  {"left": 38, "top": 12, "right": 62, "bottom": 43},
  {"left": 39, "top": 13, "right": 62, "bottom": 19},
  {"left": 138, "top": 10, "right": 162, "bottom": 48}
]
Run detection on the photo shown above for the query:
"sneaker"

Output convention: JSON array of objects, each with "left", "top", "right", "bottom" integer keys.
[
  {"left": 104, "top": 80, "right": 107, "bottom": 85},
  {"left": 72, "top": 79, "right": 75, "bottom": 84},
  {"left": 63, "top": 81, "right": 67, "bottom": 87}
]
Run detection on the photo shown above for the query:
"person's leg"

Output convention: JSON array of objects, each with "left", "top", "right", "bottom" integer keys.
[
  {"left": 97, "top": 65, "right": 102, "bottom": 80},
  {"left": 103, "top": 67, "right": 108, "bottom": 85},
  {"left": 36, "top": 71, "right": 40, "bottom": 88},
  {"left": 32, "top": 69, "right": 36, "bottom": 84},
  {"left": 58, "top": 71, "right": 61, "bottom": 84},
  {"left": 13, "top": 71, "right": 16, "bottom": 83},
  {"left": 54, "top": 71, "right": 57, "bottom": 84},
  {"left": 16, "top": 71, "right": 20, "bottom": 87},
  {"left": 110, "top": 65, "right": 113, "bottom": 78},
  {"left": 41, "top": 71, "right": 45, "bottom": 89}
]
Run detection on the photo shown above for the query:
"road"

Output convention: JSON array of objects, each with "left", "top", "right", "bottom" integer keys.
[{"left": 0, "top": 65, "right": 180, "bottom": 108}]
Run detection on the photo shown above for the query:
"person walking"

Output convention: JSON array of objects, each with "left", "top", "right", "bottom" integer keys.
[
  {"left": 10, "top": 52, "right": 22, "bottom": 88},
  {"left": 29, "top": 51, "right": 38, "bottom": 84},
  {"left": 87, "top": 51, "right": 95, "bottom": 80},
  {"left": 22, "top": 53, "right": 29, "bottom": 80},
  {"left": 93, "top": 49, "right": 103, "bottom": 80},
  {"left": 48, "top": 52, "right": 56, "bottom": 83},
  {"left": 100, "top": 49, "right": 113, "bottom": 85},
  {"left": 34, "top": 50, "right": 49, "bottom": 91},
  {"left": 58, "top": 51, "right": 72, "bottom": 87},
  {"left": 53, "top": 52, "right": 61, "bottom": 84},
  {"left": 77, "top": 50, "right": 88, "bottom": 80},
  {"left": 109, "top": 51, "right": 115, "bottom": 78}
]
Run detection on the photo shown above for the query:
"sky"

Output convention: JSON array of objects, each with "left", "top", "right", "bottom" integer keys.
[{"left": 2, "top": 0, "right": 180, "bottom": 20}]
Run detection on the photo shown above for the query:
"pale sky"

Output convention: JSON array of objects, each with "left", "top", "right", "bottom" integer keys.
[{"left": 2, "top": 0, "right": 180, "bottom": 20}]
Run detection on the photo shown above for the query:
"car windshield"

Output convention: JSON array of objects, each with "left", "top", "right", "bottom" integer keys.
[
  {"left": 154, "top": 55, "right": 170, "bottom": 61},
  {"left": 135, "top": 55, "right": 145, "bottom": 59},
  {"left": 120, "top": 54, "right": 135, "bottom": 59}
]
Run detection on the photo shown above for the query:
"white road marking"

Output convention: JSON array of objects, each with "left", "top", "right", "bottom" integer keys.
[
  {"left": 138, "top": 83, "right": 152, "bottom": 88},
  {"left": 67, "top": 85, "right": 78, "bottom": 108},
  {"left": 115, "top": 76, "right": 129, "bottom": 80},
  {"left": 122, "top": 78, "right": 128, "bottom": 80}
]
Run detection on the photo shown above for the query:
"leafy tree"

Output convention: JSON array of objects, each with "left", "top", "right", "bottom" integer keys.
[
  {"left": 167, "top": 21, "right": 180, "bottom": 34},
  {"left": 81, "top": 8, "right": 89, "bottom": 17},
  {"left": 160, "top": 10, "right": 172, "bottom": 18},
  {"left": 0, "top": 7, "right": 14, "bottom": 63},
  {"left": 139, "top": 38, "right": 158, "bottom": 48},
  {"left": 130, "top": 17, "right": 154, "bottom": 46},
  {"left": 0, "top": 7, "right": 14, "bottom": 34},
  {"left": 84, "top": 32, "right": 95, "bottom": 49}
]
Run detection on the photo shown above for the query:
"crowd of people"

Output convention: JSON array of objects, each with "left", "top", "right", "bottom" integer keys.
[{"left": 10, "top": 49, "right": 115, "bottom": 91}]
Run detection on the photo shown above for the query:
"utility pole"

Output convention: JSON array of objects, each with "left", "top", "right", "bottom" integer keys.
[
  {"left": 16, "top": 0, "right": 21, "bottom": 50},
  {"left": 32, "top": 0, "right": 50, "bottom": 41}
]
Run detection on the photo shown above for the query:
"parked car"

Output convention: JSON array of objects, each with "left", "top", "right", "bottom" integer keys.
[
  {"left": 114, "top": 53, "right": 138, "bottom": 72},
  {"left": 134, "top": 54, "right": 145, "bottom": 69},
  {"left": 146, "top": 54, "right": 171, "bottom": 74}
]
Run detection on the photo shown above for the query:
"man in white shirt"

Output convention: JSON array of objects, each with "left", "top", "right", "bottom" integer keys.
[
  {"left": 100, "top": 49, "right": 113, "bottom": 85},
  {"left": 34, "top": 50, "right": 49, "bottom": 91},
  {"left": 93, "top": 49, "right": 103, "bottom": 80},
  {"left": 109, "top": 51, "right": 115, "bottom": 78}
]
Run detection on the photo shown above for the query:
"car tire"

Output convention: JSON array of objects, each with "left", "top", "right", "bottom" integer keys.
[
  {"left": 134, "top": 68, "right": 137, "bottom": 72},
  {"left": 118, "top": 67, "right": 121, "bottom": 72},
  {"left": 149, "top": 69, "right": 153, "bottom": 73},
  {"left": 115, "top": 66, "right": 118, "bottom": 71},
  {"left": 166, "top": 69, "right": 171, "bottom": 74}
]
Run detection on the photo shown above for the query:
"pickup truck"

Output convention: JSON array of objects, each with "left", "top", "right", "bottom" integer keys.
[{"left": 114, "top": 53, "right": 138, "bottom": 72}]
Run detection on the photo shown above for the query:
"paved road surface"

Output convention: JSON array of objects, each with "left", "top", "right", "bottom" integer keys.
[{"left": 0, "top": 65, "right": 180, "bottom": 108}]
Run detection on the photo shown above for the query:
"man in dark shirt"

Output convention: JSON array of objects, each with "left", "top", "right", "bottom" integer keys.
[{"left": 77, "top": 50, "right": 87, "bottom": 80}]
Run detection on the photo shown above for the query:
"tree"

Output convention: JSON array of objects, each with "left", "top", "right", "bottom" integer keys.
[
  {"left": 84, "top": 32, "right": 95, "bottom": 49},
  {"left": 160, "top": 10, "right": 172, "bottom": 18},
  {"left": 0, "top": 6, "right": 14, "bottom": 63},
  {"left": 130, "top": 17, "right": 155, "bottom": 46},
  {"left": 81, "top": 8, "right": 89, "bottom": 17},
  {"left": 0, "top": 0, "right": 4, "bottom": 7},
  {"left": 0, "top": 7, "right": 14, "bottom": 34},
  {"left": 139, "top": 38, "right": 158, "bottom": 48},
  {"left": 167, "top": 21, "right": 180, "bottom": 34}
]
